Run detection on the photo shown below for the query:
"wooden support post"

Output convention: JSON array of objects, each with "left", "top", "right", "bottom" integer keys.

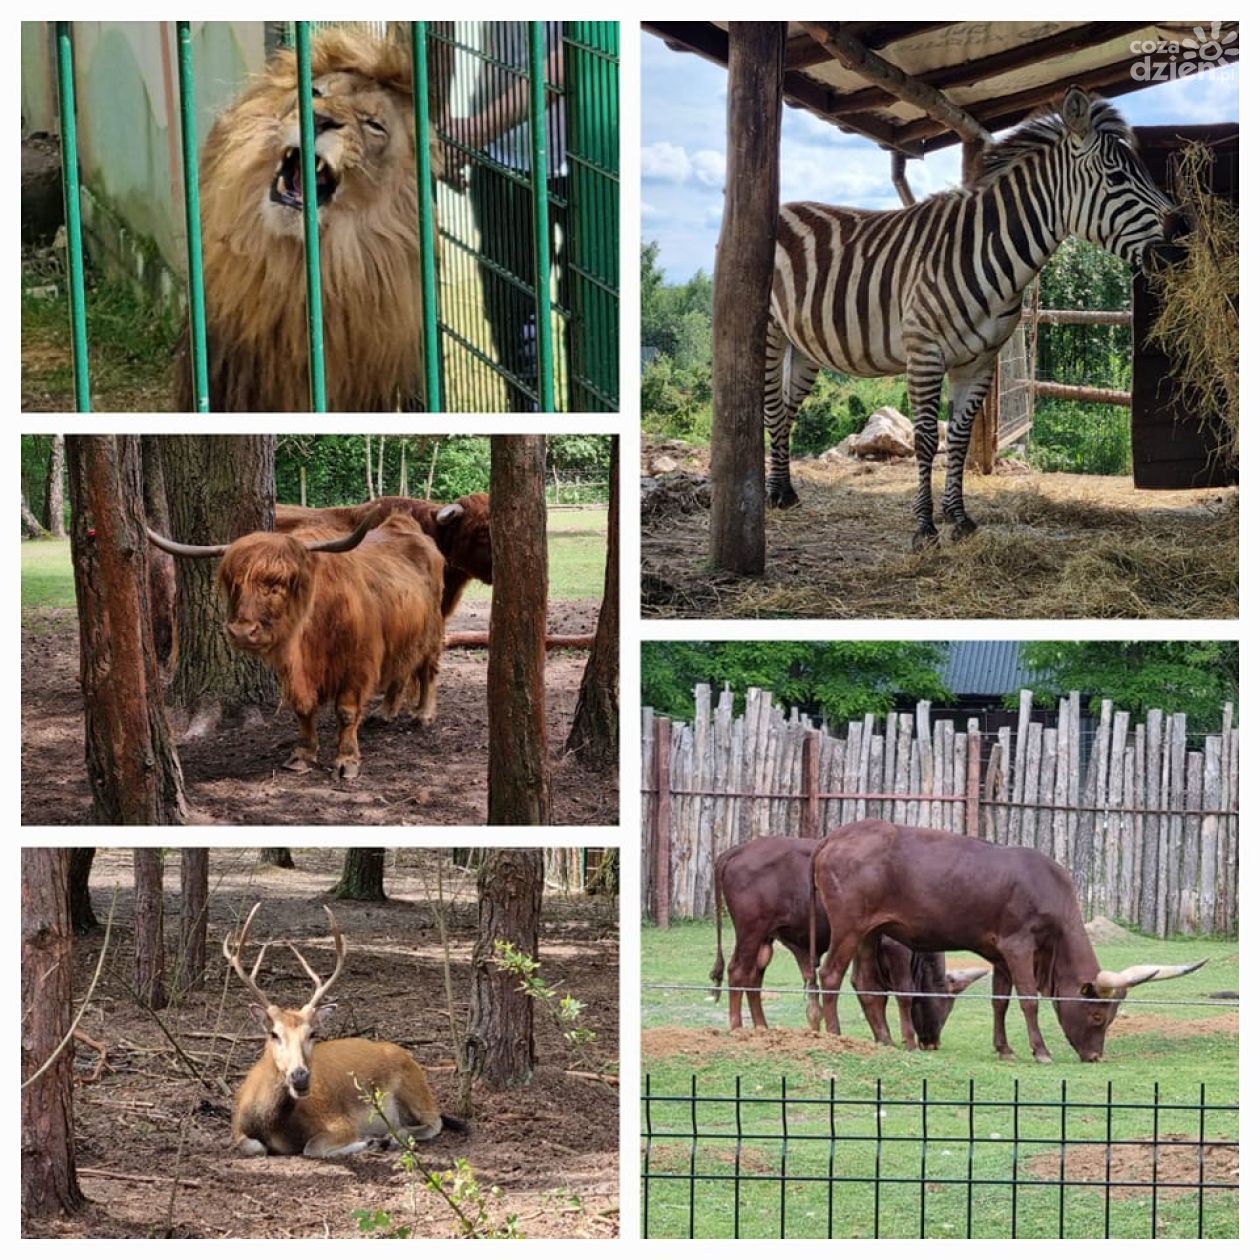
[
  {"left": 653, "top": 716, "right": 673, "bottom": 929},
  {"left": 890, "top": 151, "right": 915, "bottom": 207},
  {"left": 709, "top": 22, "right": 785, "bottom": 575},
  {"left": 801, "top": 730, "right": 821, "bottom": 839},
  {"left": 962, "top": 137, "right": 999, "bottom": 473},
  {"left": 965, "top": 725, "right": 982, "bottom": 838}
]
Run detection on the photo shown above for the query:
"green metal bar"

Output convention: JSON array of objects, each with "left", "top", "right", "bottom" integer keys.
[
  {"left": 53, "top": 21, "right": 90, "bottom": 412},
  {"left": 527, "top": 21, "right": 556, "bottom": 412},
  {"left": 410, "top": 22, "right": 442, "bottom": 412},
  {"left": 294, "top": 23, "right": 327, "bottom": 411},
  {"left": 175, "top": 21, "right": 209, "bottom": 412}
]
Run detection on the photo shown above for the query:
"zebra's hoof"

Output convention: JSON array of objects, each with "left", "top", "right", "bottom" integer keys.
[
  {"left": 951, "top": 517, "right": 979, "bottom": 541},
  {"left": 911, "top": 526, "right": 939, "bottom": 551},
  {"left": 768, "top": 484, "right": 800, "bottom": 509}
]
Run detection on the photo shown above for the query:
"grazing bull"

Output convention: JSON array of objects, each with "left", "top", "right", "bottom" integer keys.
[
  {"left": 809, "top": 820, "right": 1206, "bottom": 1062},
  {"left": 148, "top": 507, "right": 444, "bottom": 779},
  {"left": 276, "top": 492, "right": 491, "bottom": 618},
  {"left": 711, "top": 834, "right": 988, "bottom": 1048}
]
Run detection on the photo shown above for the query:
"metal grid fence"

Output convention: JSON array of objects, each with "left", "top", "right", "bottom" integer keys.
[
  {"left": 641, "top": 1074, "right": 1238, "bottom": 1240},
  {"left": 48, "top": 19, "right": 619, "bottom": 413}
]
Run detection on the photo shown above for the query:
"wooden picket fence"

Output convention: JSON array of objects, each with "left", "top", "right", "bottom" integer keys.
[{"left": 641, "top": 685, "right": 1238, "bottom": 939}]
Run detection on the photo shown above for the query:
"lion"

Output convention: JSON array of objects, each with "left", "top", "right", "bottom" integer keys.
[{"left": 176, "top": 30, "right": 443, "bottom": 412}]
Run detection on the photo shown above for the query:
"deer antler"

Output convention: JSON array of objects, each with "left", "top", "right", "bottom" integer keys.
[
  {"left": 292, "top": 905, "right": 346, "bottom": 1013},
  {"left": 223, "top": 901, "right": 274, "bottom": 1008}
]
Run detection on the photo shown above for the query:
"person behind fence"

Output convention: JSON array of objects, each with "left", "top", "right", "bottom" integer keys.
[{"left": 439, "top": 22, "right": 570, "bottom": 412}]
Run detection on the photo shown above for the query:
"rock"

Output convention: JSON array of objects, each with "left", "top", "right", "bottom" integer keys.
[
  {"left": 1084, "top": 915, "right": 1137, "bottom": 945},
  {"left": 22, "top": 133, "right": 64, "bottom": 247},
  {"left": 648, "top": 454, "right": 679, "bottom": 475},
  {"left": 849, "top": 406, "right": 914, "bottom": 459}
]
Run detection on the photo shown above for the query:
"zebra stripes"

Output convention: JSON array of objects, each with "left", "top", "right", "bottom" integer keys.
[{"left": 763, "top": 86, "right": 1178, "bottom": 545}]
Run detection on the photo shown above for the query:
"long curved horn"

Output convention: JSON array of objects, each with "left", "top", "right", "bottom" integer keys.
[
  {"left": 146, "top": 525, "right": 231, "bottom": 559},
  {"left": 1094, "top": 957, "right": 1207, "bottom": 995},
  {"left": 303, "top": 504, "right": 384, "bottom": 553},
  {"left": 435, "top": 503, "right": 465, "bottom": 524},
  {"left": 223, "top": 901, "right": 273, "bottom": 1007},
  {"left": 293, "top": 905, "right": 347, "bottom": 1012},
  {"left": 946, "top": 966, "right": 991, "bottom": 995}
]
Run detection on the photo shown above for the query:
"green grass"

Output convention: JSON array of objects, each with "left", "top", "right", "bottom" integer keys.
[
  {"left": 642, "top": 920, "right": 1238, "bottom": 1239},
  {"left": 20, "top": 509, "right": 606, "bottom": 613}
]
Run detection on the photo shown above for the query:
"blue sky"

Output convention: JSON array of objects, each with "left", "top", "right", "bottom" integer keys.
[{"left": 641, "top": 32, "right": 1239, "bottom": 282}]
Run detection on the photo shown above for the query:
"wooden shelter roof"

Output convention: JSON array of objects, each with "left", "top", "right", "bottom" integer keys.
[{"left": 643, "top": 21, "right": 1239, "bottom": 155}]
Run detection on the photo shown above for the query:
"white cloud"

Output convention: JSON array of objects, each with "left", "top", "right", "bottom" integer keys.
[
  {"left": 641, "top": 141, "right": 693, "bottom": 183},
  {"left": 692, "top": 149, "right": 725, "bottom": 188}
]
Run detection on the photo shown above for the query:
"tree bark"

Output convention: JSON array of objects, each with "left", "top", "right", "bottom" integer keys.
[
  {"left": 21, "top": 493, "right": 48, "bottom": 538},
  {"left": 44, "top": 435, "right": 66, "bottom": 537},
  {"left": 331, "top": 848, "right": 386, "bottom": 901},
  {"left": 67, "top": 436, "right": 189, "bottom": 825},
  {"left": 22, "top": 847, "right": 85, "bottom": 1223},
  {"left": 465, "top": 848, "right": 542, "bottom": 1088},
  {"left": 566, "top": 437, "right": 619, "bottom": 770},
  {"left": 162, "top": 436, "right": 278, "bottom": 731},
  {"left": 487, "top": 437, "right": 551, "bottom": 825},
  {"left": 709, "top": 22, "right": 785, "bottom": 575},
  {"left": 177, "top": 849, "right": 209, "bottom": 993},
  {"left": 141, "top": 435, "right": 177, "bottom": 668},
  {"left": 67, "top": 849, "right": 97, "bottom": 934},
  {"left": 132, "top": 850, "right": 167, "bottom": 1010},
  {"left": 259, "top": 847, "right": 296, "bottom": 869}
]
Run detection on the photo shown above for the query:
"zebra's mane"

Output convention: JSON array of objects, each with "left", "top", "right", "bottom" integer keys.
[{"left": 965, "top": 96, "right": 1135, "bottom": 191}]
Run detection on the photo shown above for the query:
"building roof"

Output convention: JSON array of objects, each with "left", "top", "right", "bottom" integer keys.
[
  {"left": 643, "top": 21, "right": 1239, "bottom": 155},
  {"left": 942, "top": 641, "right": 1051, "bottom": 698}
]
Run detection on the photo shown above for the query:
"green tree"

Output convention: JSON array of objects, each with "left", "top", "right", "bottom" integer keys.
[
  {"left": 1011, "top": 642, "right": 1238, "bottom": 735},
  {"left": 641, "top": 641, "right": 951, "bottom": 725}
]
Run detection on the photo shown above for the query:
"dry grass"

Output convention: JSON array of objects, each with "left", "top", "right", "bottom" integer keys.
[
  {"left": 1146, "top": 141, "right": 1239, "bottom": 462},
  {"left": 641, "top": 454, "right": 1237, "bottom": 621}
]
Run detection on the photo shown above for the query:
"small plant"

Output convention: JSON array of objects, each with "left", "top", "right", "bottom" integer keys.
[{"left": 352, "top": 1208, "right": 412, "bottom": 1239}]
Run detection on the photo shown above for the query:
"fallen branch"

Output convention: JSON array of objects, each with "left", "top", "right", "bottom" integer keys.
[
  {"left": 444, "top": 631, "right": 594, "bottom": 650},
  {"left": 565, "top": 1069, "right": 619, "bottom": 1085},
  {"left": 78, "top": 1168, "right": 201, "bottom": 1189}
]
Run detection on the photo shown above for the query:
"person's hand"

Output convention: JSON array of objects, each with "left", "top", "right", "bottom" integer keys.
[{"left": 436, "top": 115, "right": 476, "bottom": 193}]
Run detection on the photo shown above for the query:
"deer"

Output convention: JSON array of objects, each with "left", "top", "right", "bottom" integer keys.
[{"left": 224, "top": 902, "right": 460, "bottom": 1158}]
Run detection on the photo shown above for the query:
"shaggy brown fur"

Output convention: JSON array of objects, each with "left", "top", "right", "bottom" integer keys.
[
  {"left": 276, "top": 493, "right": 492, "bottom": 617},
  {"left": 177, "top": 30, "right": 442, "bottom": 411},
  {"left": 215, "top": 511, "right": 445, "bottom": 778}
]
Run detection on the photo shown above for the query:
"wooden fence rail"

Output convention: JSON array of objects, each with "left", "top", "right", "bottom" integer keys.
[{"left": 642, "top": 686, "right": 1238, "bottom": 939}]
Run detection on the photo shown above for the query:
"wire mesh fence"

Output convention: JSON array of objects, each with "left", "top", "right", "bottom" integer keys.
[{"left": 641, "top": 1074, "right": 1238, "bottom": 1239}]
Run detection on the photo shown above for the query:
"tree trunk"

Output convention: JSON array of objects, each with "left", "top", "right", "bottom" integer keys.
[
  {"left": 177, "top": 849, "right": 209, "bottom": 994},
  {"left": 709, "top": 22, "right": 785, "bottom": 575},
  {"left": 67, "top": 436, "right": 189, "bottom": 825},
  {"left": 259, "top": 847, "right": 296, "bottom": 869},
  {"left": 487, "top": 437, "right": 551, "bottom": 825},
  {"left": 141, "top": 435, "right": 177, "bottom": 668},
  {"left": 163, "top": 436, "right": 278, "bottom": 732},
  {"left": 465, "top": 848, "right": 542, "bottom": 1088},
  {"left": 331, "top": 848, "right": 386, "bottom": 901},
  {"left": 21, "top": 493, "right": 48, "bottom": 538},
  {"left": 132, "top": 850, "right": 167, "bottom": 1009},
  {"left": 365, "top": 435, "right": 375, "bottom": 498},
  {"left": 399, "top": 440, "right": 409, "bottom": 496},
  {"left": 566, "top": 437, "right": 619, "bottom": 770},
  {"left": 67, "top": 849, "right": 97, "bottom": 934},
  {"left": 22, "top": 847, "right": 84, "bottom": 1223},
  {"left": 44, "top": 435, "right": 66, "bottom": 537}
]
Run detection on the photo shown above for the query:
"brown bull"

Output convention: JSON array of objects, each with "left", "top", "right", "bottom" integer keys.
[
  {"left": 809, "top": 820, "right": 1206, "bottom": 1063},
  {"left": 711, "top": 835, "right": 987, "bottom": 1048},
  {"left": 148, "top": 507, "right": 444, "bottom": 779},
  {"left": 275, "top": 492, "right": 490, "bottom": 618}
]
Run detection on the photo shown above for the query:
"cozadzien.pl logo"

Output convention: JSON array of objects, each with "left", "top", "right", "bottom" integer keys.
[{"left": 1130, "top": 23, "right": 1239, "bottom": 81}]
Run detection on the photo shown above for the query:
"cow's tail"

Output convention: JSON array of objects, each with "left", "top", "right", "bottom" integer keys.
[
  {"left": 709, "top": 849, "right": 726, "bottom": 1003},
  {"left": 807, "top": 839, "right": 823, "bottom": 1029}
]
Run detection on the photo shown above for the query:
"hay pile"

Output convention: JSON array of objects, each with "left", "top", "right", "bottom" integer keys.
[{"left": 1147, "top": 141, "right": 1239, "bottom": 462}]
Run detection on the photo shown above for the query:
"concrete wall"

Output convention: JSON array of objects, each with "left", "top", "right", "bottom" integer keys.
[{"left": 21, "top": 21, "right": 267, "bottom": 302}]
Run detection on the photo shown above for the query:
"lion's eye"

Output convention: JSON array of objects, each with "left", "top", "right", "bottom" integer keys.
[{"left": 364, "top": 118, "right": 387, "bottom": 137}]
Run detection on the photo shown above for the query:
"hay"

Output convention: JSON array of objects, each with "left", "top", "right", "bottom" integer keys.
[
  {"left": 1146, "top": 141, "right": 1239, "bottom": 461},
  {"left": 641, "top": 456, "right": 1237, "bottom": 621}
]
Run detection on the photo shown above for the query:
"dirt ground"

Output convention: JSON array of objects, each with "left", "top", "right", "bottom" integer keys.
[
  {"left": 21, "top": 600, "right": 613, "bottom": 826},
  {"left": 642, "top": 1026, "right": 877, "bottom": 1060},
  {"left": 1023, "top": 1136, "right": 1238, "bottom": 1201},
  {"left": 25, "top": 850, "right": 620, "bottom": 1240},
  {"left": 640, "top": 439, "right": 1238, "bottom": 620}
]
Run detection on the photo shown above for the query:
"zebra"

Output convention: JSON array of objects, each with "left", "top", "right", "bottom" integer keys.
[{"left": 764, "top": 86, "right": 1183, "bottom": 548}]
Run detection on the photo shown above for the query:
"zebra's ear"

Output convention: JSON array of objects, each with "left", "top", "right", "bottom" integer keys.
[{"left": 1062, "top": 86, "right": 1093, "bottom": 141}]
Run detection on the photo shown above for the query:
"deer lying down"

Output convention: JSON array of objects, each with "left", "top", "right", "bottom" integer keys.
[{"left": 225, "top": 903, "right": 463, "bottom": 1158}]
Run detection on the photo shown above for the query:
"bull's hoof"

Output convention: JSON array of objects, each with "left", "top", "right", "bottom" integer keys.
[
  {"left": 950, "top": 516, "right": 978, "bottom": 542},
  {"left": 283, "top": 755, "right": 314, "bottom": 775},
  {"left": 334, "top": 759, "right": 361, "bottom": 781},
  {"left": 996, "top": 1047, "right": 1015, "bottom": 1062},
  {"left": 767, "top": 484, "right": 800, "bottom": 509},
  {"left": 911, "top": 525, "right": 940, "bottom": 551},
  {"left": 1034, "top": 1050, "right": 1053, "bottom": 1065}
]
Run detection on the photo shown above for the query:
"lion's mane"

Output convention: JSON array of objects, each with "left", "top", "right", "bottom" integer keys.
[{"left": 177, "top": 30, "right": 440, "bottom": 412}]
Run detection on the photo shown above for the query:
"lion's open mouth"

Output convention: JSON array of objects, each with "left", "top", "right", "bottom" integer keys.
[{"left": 270, "top": 147, "right": 339, "bottom": 211}]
